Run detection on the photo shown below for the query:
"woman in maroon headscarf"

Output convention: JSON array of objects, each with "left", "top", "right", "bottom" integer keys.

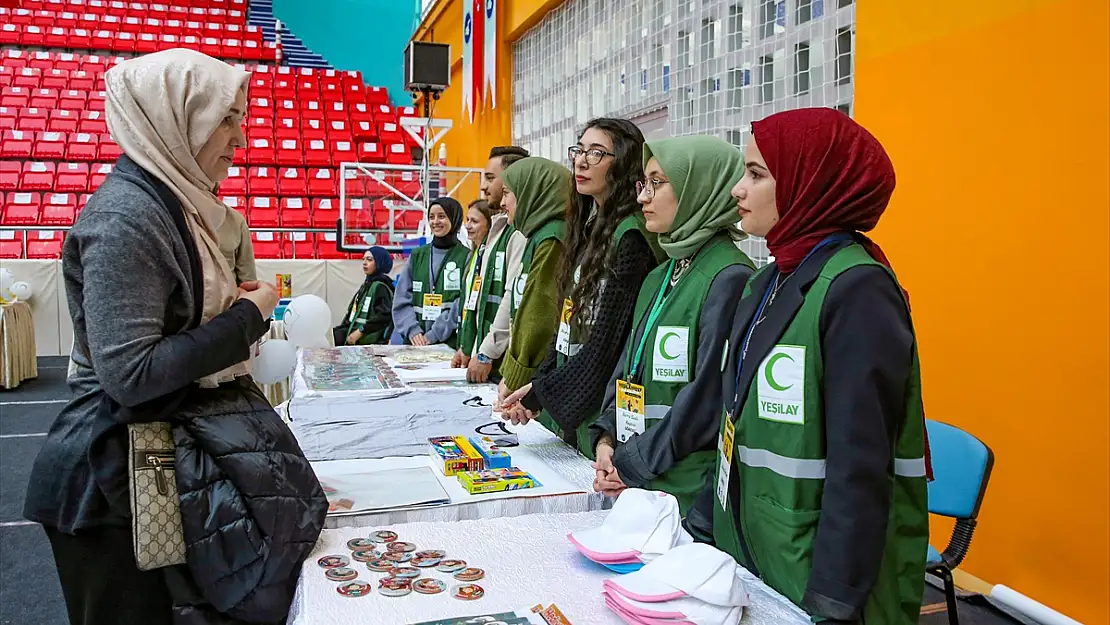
[{"left": 686, "top": 108, "right": 929, "bottom": 625}]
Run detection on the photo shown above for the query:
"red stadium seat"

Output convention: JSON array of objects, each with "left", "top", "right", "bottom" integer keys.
[
  {"left": 221, "top": 195, "right": 247, "bottom": 219},
  {"left": 279, "top": 197, "right": 310, "bottom": 228},
  {"left": 0, "top": 232, "right": 23, "bottom": 259},
  {"left": 302, "top": 118, "right": 327, "bottom": 141},
  {"left": 332, "top": 139, "right": 356, "bottom": 164},
  {"left": 304, "top": 138, "right": 330, "bottom": 167},
  {"left": 55, "top": 162, "right": 90, "bottom": 193},
  {"left": 353, "top": 119, "right": 377, "bottom": 141},
  {"left": 32, "top": 131, "right": 67, "bottom": 160},
  {"left": 315, "top": 232, "right": 345, "bottom": 259},
  {"left": 26, "top": 231, "right": 64, "bottom": 259},
  {"left": 247, "top": 166, "right": 277, "bottom": 195},
  {"left": 3, "top": 192, "right": 42, "bottom": 224},
  {"left": 285, "top": 231, "right": 313, "bottom": 258},
  {"left": 220, "top": 166, "right": 247, "bottom": 195},
  {"left": 248, "top": 197, "right": 279, "bottom": 227},
  {"left": 41, "top": 192, "right": 77, "bottom": 225},
  {"left": 97, "top": 138, "right": 122, "bottom": 161},
  {"left": 89, "top": 162, "right": 113, "bottom": 190},
  {"left": 0, "top": 161, "right": 21, "bottom": 191},
  {"left": 20, "top": 162, "right": 55, "bottom": 191},
  {"left": 29, "top": 88, "right": 58, "bottom": 109},
  {"left": 250, "top": 231, "right": 282, "bottom": 258},
  {"left": 311, "top": 198, "right": 339, "bottom": 228},
  {"left": 386, "top": 142, "right": 412, "bottom": 165},
  {"left": 275, "top": 138, "right": 302, "bottom": 167},
  {"left": 357, "top": 141, "right": 381, "bottom": 162},
  {"left": 246, "top": 136, "right": 275, "bottom": 164},
  {"left": 328, "top": 119, "right": 352, "bottom": 142},
  {"left": 307, "top": 167, "right": 337, "bottom": 197},
  {"left": 48, "top": 109, "right": 80, "bottom": 133},
  {"left": 277, "top": 167, "right": 308, "bottom": 196},
  {"left": 66, "top": 132, "right": 99, "bottom": 161},
  {"left": 0, "top": 87, "right": 30, "bottom": 109},
  {"left": 0, "top": 129, "right": 33, "bottom": 159}
]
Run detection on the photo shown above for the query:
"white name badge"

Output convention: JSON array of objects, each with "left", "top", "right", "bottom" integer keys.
[
  {"left": 421, "top": 293, "right": 443, "bottom": 322},
  {"left": 615, "top": 380, "right": 646, "bottom": 443},
  {"left": 443, "top": 262, "right": 461, "bottom": 291},
  {"left": 412, "top": 281, "right": 423, "bottom": 293},
  {"left": 494, "top": 251, "right": 505, "bottom": 282},
  {"left": 361, "top": 297, "right": 371, "bottom": 312},
  {"left": 464, "top": 276, "right": 482, "bottom": 311},
  {"left": 756, "top": 345, "right": 806, "bottom": 424},
  {"left": 716, "top": 414, "right": 735, "bottom": 509},
  {"left": 652, "top": 325, "right": 690, "bottom": 383}
]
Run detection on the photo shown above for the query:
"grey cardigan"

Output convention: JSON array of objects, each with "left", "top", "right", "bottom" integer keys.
[{"left": 23, "top": 156, "right": 270, "bottom": 532}]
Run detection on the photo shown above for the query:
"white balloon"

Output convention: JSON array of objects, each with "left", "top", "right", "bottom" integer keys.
[
  {"left": 0, "top": 268, "right": 13, "bottom": 294},
  {"left": 282, "top": 294, "right": 332, "bottom": 348},
  {"left": 253, "top": 339, "right": 297, "bottom": 384},
  {"left": 9, "top": 281, "right": 32, "bottom": 301}
]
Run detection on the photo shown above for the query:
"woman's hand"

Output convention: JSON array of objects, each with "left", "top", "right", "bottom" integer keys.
[
  {"left": 451, "top": 349, "right": 469, "bottom": 368},
  {"left": 496, "top": 381, "right": 535, "bottom": 425},
  {"left": 410, "top": 333, "right": 429, "bottom": 347},
  {"left": 592, "top": 440, "right": 627, "bottom": 497},
  {"left": 237, "top": 281, "right": 279, "bottom": 319},
  {"left": 345, "top": 330, "right": 363, "bottom": 345}
]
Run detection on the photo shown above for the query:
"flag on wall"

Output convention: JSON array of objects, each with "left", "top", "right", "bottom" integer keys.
[
  {"left": 462, "top": 0, "right": 475, "bottom": 122},
  {"left": 471, "top": 0, "right": 485, "bottom": 114},
  {"left": 484, "top": 0, "right": 497, "bottom": 107}
]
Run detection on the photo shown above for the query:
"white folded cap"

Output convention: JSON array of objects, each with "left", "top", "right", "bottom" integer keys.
[
  {"left": 567, "top": 489, "right": 683, "bottom": 563},
  {"left": 605, "top": 543, "right": 749, "bottom": 607},
  {"left": 604, "top": 586, "right": 744, "bottom": 625}
]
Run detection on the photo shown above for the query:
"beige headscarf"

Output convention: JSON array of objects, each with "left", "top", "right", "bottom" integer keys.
[{"left": 105, "top": 48, "right": 252, "bottom": 388}]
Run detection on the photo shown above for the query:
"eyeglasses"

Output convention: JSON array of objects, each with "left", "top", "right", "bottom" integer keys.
[
  {"left": 568, "top": 145, "right": 615, "bottom": 166},
  {"left": 636, "top": 177, "right": 670, "bottom": 199}
]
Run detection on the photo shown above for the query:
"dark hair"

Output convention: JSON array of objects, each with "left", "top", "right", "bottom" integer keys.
[
  {"left": 467, "top": 198, "right": 498, "bottom": 226},
  {"left": 557, "top": 118, "right": 646, "bottom": 331},
  {"left": 489, "top": 145, "right": 530, "bottom": 170}
]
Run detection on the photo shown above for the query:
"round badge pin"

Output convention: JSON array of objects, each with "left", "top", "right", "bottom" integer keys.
[
  {"left": 346, "top": 537, "right": 375, "bottom": 551},
  {"left": 435, "top": 559, "right": 467, "bottom": 574},
  {"left": 370, "top": 530, "right": 398, "bottom": 543},
  {"left": 366, "top": 558, "right": 396, "bottom": 573},
  {"left": 336, "top": 580, "right": 372, "bottom": 597},
  {"left": 317, "top": 555, "right": 350, "bottom": 569},
  {"left": 415, "top": 549, "right": 446, "bottom": 559},
  {"left": 325, "top": 566, "right": 359, "bottom": 582},
  {"left": 386, "top": 541, "right": 416, "bottom": 553},
  {"left": 411, "top": 555, "right": 442, "bottom": 568},
  {"left": 390, "top": 566, "right": 420, "bottom": 579},
  {"left": 382, "top": 550, "right": 412, "bottom": 563},
  {"left": 453, "top": 567, "right": 485, "bottom": 582},
  {"left": 377, "top": 577, "right": 412, "bottom": 597},
  {"left": 413, "top": 578, "right": 448, "bottom": 595},
  {"left": 453, "top": 584, "right": 485, "bottom": 601},
  {"left": 351, "top": 548, "right": 380, "bottom": 563}
]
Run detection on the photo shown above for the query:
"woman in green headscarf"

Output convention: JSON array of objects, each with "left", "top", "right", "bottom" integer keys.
[
  {"left": 496, "top": 157, "right": 572, "bottom": 397},
  {"left": 588, "top": 135, "right": 756, "bottom": 514}
]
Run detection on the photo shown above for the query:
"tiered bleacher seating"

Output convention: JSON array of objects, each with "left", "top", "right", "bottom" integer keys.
[{"left": 0, "top": 2, "right": 424, "bottom": 260}]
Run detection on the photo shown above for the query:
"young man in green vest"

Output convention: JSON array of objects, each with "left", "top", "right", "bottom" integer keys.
[
  {"left": 686, "top": 109, "right": 929, "bottom": 625},
  {"left": 589, "top": 136, "right": 755, "bottom": 516},
  {"left": 495, "top": 157, "right": 571, "bottom": 398},
  {"left": 390, "top": 197, "right": 470, "bottom": 348}
]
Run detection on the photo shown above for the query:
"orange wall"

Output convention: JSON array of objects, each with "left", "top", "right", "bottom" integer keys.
[
  {"left": 411, "top": 0, "right": 562, "bottom": 197},
  {"left": 855, "top": 1, "right": 1109, "bottom": 623}
]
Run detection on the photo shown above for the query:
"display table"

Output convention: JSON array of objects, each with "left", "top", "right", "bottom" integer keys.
[
  {"left": 0, "top": 301, "right": 37, "bottom": 389},
  {"left": 289, "top": 510, "right": 811, "bottom": 625}
]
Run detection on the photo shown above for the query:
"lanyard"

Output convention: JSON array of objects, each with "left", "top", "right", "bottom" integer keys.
[
  {"left": 427, "top": 250, "right": 438, "bottom": 293},
  {"left": 627, "top": 258, "right": 678, "bottom": 380},
  {"left": 731, "top": 234, "right": 852, "bottom": 411}
]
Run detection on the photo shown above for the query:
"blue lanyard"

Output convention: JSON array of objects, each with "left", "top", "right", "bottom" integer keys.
[{"left": 731, "top": 234, "right": 852, "bottom": 411}]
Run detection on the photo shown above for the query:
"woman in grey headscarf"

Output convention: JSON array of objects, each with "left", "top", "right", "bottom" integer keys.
[{"left": 23, "top": 49, "right": 326, "bottom": 625}]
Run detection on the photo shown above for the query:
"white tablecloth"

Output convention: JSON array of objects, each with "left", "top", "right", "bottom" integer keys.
[{"left": 290, "top": 511, "right": 811, "bottom": 625}]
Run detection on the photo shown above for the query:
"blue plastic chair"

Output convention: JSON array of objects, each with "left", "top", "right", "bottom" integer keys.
[{"left": 925, "top": 420, "right": 994, "bottom": 625}]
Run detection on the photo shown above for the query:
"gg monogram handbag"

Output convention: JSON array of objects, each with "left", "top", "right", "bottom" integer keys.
[{"left": 128, "top": 421, "right": 187, "bottom": 570}]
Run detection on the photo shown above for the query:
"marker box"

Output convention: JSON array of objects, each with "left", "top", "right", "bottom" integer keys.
[
  {"left": 467, "top": 436, "right": 512, "bottom": 469},
  {"left": 428, "top": 436, "right": 484, "bottom": 476}
]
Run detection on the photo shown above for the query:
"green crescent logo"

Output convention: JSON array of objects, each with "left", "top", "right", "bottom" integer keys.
[
  {"left": 764, "top": 352, "right": 794, "bottom": 391},
  {"left": 659, "top": 331, "right": 680, "bottom": 360}
]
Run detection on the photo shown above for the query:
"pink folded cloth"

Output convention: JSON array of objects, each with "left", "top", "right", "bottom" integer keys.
[
  {"left": 568, "top": 533, "right": 643, "bottom": 564},
  {"left": 603, "top": 590, "right": 694, "bottom": 625},
  {"left": 605, "top": 577, "right": 687, "bottom": 603}
]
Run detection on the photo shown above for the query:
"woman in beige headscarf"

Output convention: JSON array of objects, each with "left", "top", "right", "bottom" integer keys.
[{"left": 23, "top": 49, "right": 326, "bottom": 625}]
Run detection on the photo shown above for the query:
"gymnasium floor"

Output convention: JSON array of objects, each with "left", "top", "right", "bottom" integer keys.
[{"left": 0, "top": 357, "right": 1023, "bottom": 625}]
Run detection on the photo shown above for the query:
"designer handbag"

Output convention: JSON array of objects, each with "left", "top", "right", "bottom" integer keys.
[{"left": 128, "top": 421, "right": 187, "bottom": 570}]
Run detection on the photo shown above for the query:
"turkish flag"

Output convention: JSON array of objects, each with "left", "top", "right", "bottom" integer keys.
[{"left": 471, "top": 0, "right": 484, "bottom": 108}]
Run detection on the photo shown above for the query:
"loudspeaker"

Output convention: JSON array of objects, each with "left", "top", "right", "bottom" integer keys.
[{"left": 404, "top": 41, "right": 450, "bottom": 92}]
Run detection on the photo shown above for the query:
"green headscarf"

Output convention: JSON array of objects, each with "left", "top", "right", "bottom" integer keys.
[
  {"left": 643, "top": 135, "right": 746, "bottom": 259},
  {"left": 501, "top": 157, "right": 572, "bottom": 236}
]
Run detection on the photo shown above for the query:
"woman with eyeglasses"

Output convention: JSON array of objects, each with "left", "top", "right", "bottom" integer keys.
[
  {"left": 499, "top": 118, "right": 665, "bottom": 458},
  {"left": 589, "top": 136, "right": 755, "bottom": 514}
]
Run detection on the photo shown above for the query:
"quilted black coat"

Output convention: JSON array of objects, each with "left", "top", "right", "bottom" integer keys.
[{"left": 165, "top": 378, "right": 328, "bottom": 624}]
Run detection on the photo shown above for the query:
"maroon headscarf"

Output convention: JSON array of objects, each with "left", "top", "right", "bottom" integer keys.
[{"left": 753, "top": 107, "right": 898, "bottom": 278}]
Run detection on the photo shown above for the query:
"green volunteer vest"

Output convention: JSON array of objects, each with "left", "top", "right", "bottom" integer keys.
[
  {"left": 711, "top": 244, "right": 929, "bottom": 624},
  {"left": 457, "top": 226, "right": 514, "bottom": 370},
  {"left": 509, "top": 220, "right": 565, "bottom": 317},
  {"left": 408, "top": 242, "right": 469, "bottom": 349},
  {"left": 344, "top": 280, "right": 391, "bottom": 344},
  {"left": 542, "top": 214, "right": 659, "bottom": 458},
  {"left": 618, "top": 234, "right": 753, "bottom": 514}
]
